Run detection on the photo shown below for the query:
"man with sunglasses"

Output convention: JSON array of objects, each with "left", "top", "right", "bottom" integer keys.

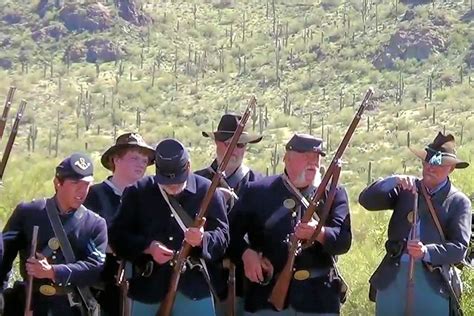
[
  {"left": 229, "top": 134, "right": 352, "bottom": 316},
  {"left": 109, "top": 138, "right": 229, "bottom": 316},
  {"left": 196, "top": 113, "right": 263, "bottom": 316},
  {"left": 359, "top": 132, "right": 471, "bottom": 316}
]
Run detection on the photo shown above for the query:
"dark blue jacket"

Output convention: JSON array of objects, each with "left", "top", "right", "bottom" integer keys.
[
  {"left": 1, "top": 198, "right": 107, "bottom": 313},
  {"left": 229, "top": 175, "right": 351, "bottom": 313},
  {"left": 84, "top": 181, "right": 121, "bottom": 227},
  {"left": 359, "top": 177, "right": 471, "bottom": 297},
  {"left": 108, "top": 173, "right": 229, "bottom": 303}
]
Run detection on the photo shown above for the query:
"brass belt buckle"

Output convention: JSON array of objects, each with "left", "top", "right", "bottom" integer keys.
[
  {"left": 39, "top": 284, "right": 56, "bottom": 296},
  {"left": 293, "top": 270, "right": 310, "bottom": 281}
]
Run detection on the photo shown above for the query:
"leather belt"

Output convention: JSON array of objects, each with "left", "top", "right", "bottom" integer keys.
[{"left": 293, "top": 267, "right": 331, "bottom": 281}]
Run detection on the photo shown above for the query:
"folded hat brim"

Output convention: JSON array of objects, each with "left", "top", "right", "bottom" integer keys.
[
  {"left": 154, "top": 170, "right": 189, "bottom": 185},
  {"left": 409, "top": 147, "right": 469, "bottom": 169},
  {"left": 202, "top": 131, "right": 263, "bottom": 144},
  {"left": 101, "top": 143, "right": 155, "bottom": 171}
]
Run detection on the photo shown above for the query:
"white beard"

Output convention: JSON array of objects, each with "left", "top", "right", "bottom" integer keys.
[{"left": 293, "top": 168, "right": 321, "bottom": 188}]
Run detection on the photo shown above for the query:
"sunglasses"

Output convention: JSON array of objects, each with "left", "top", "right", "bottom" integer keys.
[{"left": 222, "top": 141, "right": 247, "bottom": 149}]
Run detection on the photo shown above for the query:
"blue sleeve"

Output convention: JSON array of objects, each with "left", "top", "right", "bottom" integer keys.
[
  {"left": 359, "top": 176, "right": 401, "bottom": 211},
  {"left": 228, "top": 184, "right": 253, "bottom": 264},
  {"left": 200, "top": 189, "right": 229, "bottom": 262},
  {"left": 321, "top": 186, "right": 352, "bottom": 255},
  {"left": 52, "top": 216, "right": 107, "bottom": 286},
  {"left": 0, "top": 204, "right": 27, "bottom": 291}
]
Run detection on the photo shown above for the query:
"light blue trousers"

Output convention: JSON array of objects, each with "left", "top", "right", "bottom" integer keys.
[
  {"left": 131, "top": 292, "right": 215, "bottom": 316},
  {"left": 245, "top": 309, "right": 338, "bottom": 316},
  {"left": 376, "top": 261, "right": 449, "bottom": 316}
]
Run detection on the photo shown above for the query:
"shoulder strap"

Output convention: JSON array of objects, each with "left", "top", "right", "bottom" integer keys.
[
  {"left": 420, "top": 184, "right": 446, "bottom": 241},
  {"left": 44, "top": 198, "right": 99, "bottom": 316}
]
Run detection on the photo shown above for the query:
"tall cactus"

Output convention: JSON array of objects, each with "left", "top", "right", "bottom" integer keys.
[{"left": 270, "top": 144, "right": 280, "bottom": 175}]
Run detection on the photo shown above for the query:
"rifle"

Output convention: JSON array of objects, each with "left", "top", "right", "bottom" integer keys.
[
  {"left": 116, "top": 260, "right": 131, "bottom": 316},
  {"left": 223, "top": 259, "right": 236, "bottom": 316},
  {"left": 268, "top": 88, "right": 374, "bottom": 311},
  {"left": 0, "top": 100, "right": 27, "bottom": 183},
  {"left": 405, "top": 191, "right": 418, "bottom": 316},
  {"left": 157, "top": 96, "right": 257, "bottom": 316},
  {"left": 0, "top": 86, "right": 16, "bottom": 140},
  {"left": 24, "top": 225, "right": 39, "bottom": 316}
]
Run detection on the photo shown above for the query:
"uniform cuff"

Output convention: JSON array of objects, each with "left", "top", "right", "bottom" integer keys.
[{"left": 52, "top": 264, "right": 72, "bottom": 286}]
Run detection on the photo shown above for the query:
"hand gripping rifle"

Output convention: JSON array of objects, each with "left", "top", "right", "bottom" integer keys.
[
  {"left": 0, "top": 100, "right": 27, "bottom": 184},
  {"left": 24, "top": 225, "right": 39, "bottom": 316},
  {"left": 268, "top": 88, "right": 374, "bottom": 311},
  {"left": 405, "top": 191, "right": 418, "bottom": 316},
  {"left": 157, "top": 96, "right": 257, "bottom": 316},
  {"left": 0, "top": 87, "right": 16, "bottom": 140}
]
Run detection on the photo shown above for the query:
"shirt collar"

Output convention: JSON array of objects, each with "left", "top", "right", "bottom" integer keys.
[
  {"left": 104, "top": 177, "right": 123, "bottom": 196},
  {"left": 427, "top": 178, "right": 448, "bottom": 195}
]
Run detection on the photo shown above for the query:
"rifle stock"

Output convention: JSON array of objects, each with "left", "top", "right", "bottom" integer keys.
[
  {"left": 223, "top": 259, "right": 236, "bottom": 316},
  {"left": 405, "top": 192, "right": 418, "bottom": 316},
  {"left": 0, "top": 86, "right": 16, "bottom": 140},
  {"left": 24, "top": 225, "right": 39, "bottom": 316},
  {"left": 268, "top": 88, "right": 374, "bottom": 311},
  {"left": 157, "top": 96, "right": 257, "bottom": 316},
  {"left": 0, "top": 100, "right": 27, "bottom": 183},
  {"left": 116, "top": 260, "right": 131, "bottom": 316}
]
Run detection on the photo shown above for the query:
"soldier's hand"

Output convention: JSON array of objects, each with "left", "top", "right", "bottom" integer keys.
[
  {"left": 407, "top": 239, "right": 427, "bottom": 260},
  {"left": 185, "top": 227, "right": 205, "bottom": 247},
  {"left": 147, "top": 241, "right": 174, "bottom": 264},
  {"left": 294, "top": 219, "right": 318, "bottom": 240},
  {"left": 26, "top": 254, "right": 55, "bottom": 280},
  {"left": 242, "top": 249, "right": 265, "bottom": 283},
  {"left": 395, "top": 175, "right": 417, "bottom": 193}
]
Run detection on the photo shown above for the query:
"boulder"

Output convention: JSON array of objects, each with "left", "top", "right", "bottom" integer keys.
[
  {"left": 32, "top": 23, "right": 68, "bottom": 42},
  {"left": 2, "top": 12, "right": 22, "bottom": 24},
  {"left": 116, "top": 0, "right": 151, "bottom": 26},
  {"left": 59, "top": 3, "right": 112, "bottom": 32},
  {"left": 373, "top": 26, "right": 446, "bottom": 70}
]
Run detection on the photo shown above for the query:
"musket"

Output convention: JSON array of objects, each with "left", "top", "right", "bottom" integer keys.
[
  {"left": 157, "top": 96, "right": 257, "bottom": 316},
  {"left": 0, "top": 86, "right": 16, "bottom": 140},
  {"left": 24, "top": 225, "right": 39, "bottom": 316},
  {"left": 116, "top": 260, "right": 131, "bottom": 316},
  {"left": 0, "top": 100, "right": 27, "bottom": 183},
  {"left": 405, "top": 191, "right": 418, "bottom": 316},
  {"left": 268, "top": 88, "right": 374, "bottom": 311},
  {"left": 224, "top": 259, "right": 236, "bottom": 316}
]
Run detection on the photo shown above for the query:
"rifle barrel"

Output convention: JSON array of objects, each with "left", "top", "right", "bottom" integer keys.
[
  {"left": 0, "top": 86, "right": 16, "bottom": 140},
  {"left": 25, "top": 225, "right": 39, "bottom": 316}
]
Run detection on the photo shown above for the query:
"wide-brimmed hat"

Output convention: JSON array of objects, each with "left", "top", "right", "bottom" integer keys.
[
  {"left": 202, "top": 113, "right": 263, "bottom": 144},
  {"left": 410, "top": 132, "right": 469, "bottom": 169},
  {"left": 154, "top": 138, "right": 190, "bottom": 185},
  {"left": 285, "top": 133, "right": 326, "bottom": 156},
  {"left": 101, "top": 133, "right": 155, "bottom": 171}
]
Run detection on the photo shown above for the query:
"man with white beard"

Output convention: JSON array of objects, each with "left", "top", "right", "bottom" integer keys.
[
  {"left": 229, "top": 133, "right": 352, "bottom": 316},
  {"left": 196, "top": 113, "right": 263, "bottom": 316}
]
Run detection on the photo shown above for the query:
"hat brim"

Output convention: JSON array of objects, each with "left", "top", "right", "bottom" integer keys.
[
  {"left": 202, "top": 131, "right": 263, "bottom": 144},
  {"left": 409, "top": 147, "right": 469, "bottom": 169},
  {"left": 154, "top": 170, "right": 189, "bottom": 185},
  {"left": 101, "top": 144, "right": 155, "bottom": 171}
]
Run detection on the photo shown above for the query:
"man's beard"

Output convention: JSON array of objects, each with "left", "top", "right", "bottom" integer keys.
[{"left": 293, "top": 168, "right": 321, "bottom": 188}]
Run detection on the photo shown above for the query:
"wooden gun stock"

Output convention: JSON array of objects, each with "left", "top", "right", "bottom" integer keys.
[
  {"left": 157, "top": 97, "right": 257, "bottom": 316},
  {"left": 116, "top": 260, "right": 131, "bottom": 316},
  {"left": 24, "top": 225, "right": 39, "bottom": 316},
  {"left": 0, "top": 87, "right": 16, "bottom": 140},
  {"left": 0, "top": 100, "right": 27, "bottom": 183},
  {"left": 268, "top": 88, "right": 374, "bottom": 311},
  {"left": 225, "top": 259, "right": 236, "bottom": 316}
]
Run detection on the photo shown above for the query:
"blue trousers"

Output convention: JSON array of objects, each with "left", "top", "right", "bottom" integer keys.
[
  {"left": 245, "top": 309, "right": 338, "bottom": 316},
  {"left": 375, "top": 261, "right": 449, "bottom": 316},
  {"left": 131, "top": 292, "right": 215, "bottom": 316}
]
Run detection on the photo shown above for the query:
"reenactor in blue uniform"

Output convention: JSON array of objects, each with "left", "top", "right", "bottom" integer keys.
[
  {"left": 84, "top": 133, "right": 154, "bottom": 315},
  {"left": 1, "top": 153, "right": 107, "bottom": 316},
  {"left": 230, "top": 134, "right": 352, "bottom": 316},
  {"left": 359, "top": 132, "right": 471, "bottom": 316},
  {"left": 196, "top": 113, "right": 263, "bottom": 316},
  {"left": 109, "top": 138, "right": 229, "bottom": 316}
]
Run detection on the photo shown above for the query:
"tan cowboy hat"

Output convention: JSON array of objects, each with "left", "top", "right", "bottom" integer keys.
[
  {"left": 202, "top": 113, "right": 263, "bottom": 144},
  {"left": 101, "top": 132, "right": 155, "bottom": 171},
  {"left": 409, "top": 132, "right": 469, "bottom": 169}
]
